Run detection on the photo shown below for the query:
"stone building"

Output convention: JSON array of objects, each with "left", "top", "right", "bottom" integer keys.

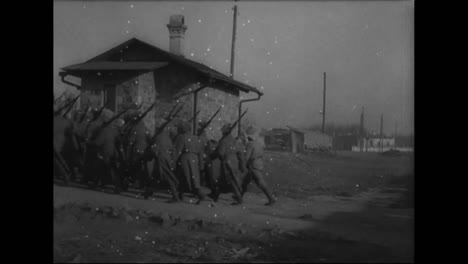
[{"left": 59, "top": 15, "right": 262, "bottom": 139}]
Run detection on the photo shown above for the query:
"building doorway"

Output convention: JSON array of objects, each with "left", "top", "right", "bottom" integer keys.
[{"left": 102, "top": 84, "right": 116, "bottom": 112}]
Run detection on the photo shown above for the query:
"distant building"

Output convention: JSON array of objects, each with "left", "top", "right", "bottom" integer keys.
[
  {"left": 352, "top": 137, "right": 395, "bottom": 152},
  {"left": 303, "top": 130, "right": 332, "bottom": 151},
  {"left": 332, "top": 134, "right": 358, "bottom": 151},
  {"left": 351, "top": 137, "right": 413, "bottom": 152},
  {"left": 262, "top": 126, "right": 305, "bottom": 153}
]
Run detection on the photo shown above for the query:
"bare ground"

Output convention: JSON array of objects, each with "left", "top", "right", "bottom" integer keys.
[{"left": 54, "top": 151, "right": 413, "bottom": 263}]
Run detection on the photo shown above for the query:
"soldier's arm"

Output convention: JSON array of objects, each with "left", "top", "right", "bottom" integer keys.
[
  {"left": 236, "top": 143, "right": 247, "bottom": 173},
  {"left": 244, "top": 143, "right": 254, "bottom": 164}
]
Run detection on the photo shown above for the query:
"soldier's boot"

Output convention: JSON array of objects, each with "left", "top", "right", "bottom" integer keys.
[
  {"left": 178, "top": 191, "right": 184, "bottom": 202},
  {"left": 255, "top": 178, "right": 276, "bottom": 206},
  {"left": 240, "top": 174, "right": 251, "bottom": 198},
  {"left": 142, "top": 189, "right": 153, "bottom": 199},
  {"left": 166, "top": 180, "right": 181, "bottom": 203},
  {"left": 260, "top": 186, "right": 276, "bottom": 206},
  {"left": 208, "top": 190, "right": 220, "bottom": 202},
  {"left": 113, "top": 172, "right": 122, "bottom": 194},
  {"left": 196, "top": 189, "right": 207, "bottom": 205},
  {"left": 231, "top": 187, "right": 243, "bottom": 206}
]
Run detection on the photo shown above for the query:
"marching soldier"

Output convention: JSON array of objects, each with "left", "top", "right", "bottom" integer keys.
[
  {"left": 81, "top": 108, "right": 106, "bottom": 186},
  {"left": 53, "top": 113, "right": 77, "bottom": 184},
  {"left": 143, "top": 119, "right": 180, "bottom": 202},
  {"left": 205, "top": 138, "right": 223, "bottom": 201},
  {"left": 241, "top": 126, "right": 277, "bottom": 206},
  {"left": 125, "top": 110, "right": 151, "bottom": 189},
  {"left": 87, "top": 110, "right": 124, "bottom": 193},
  {"left": 211, "top": 123, "right": 244, "bottom": 205},
  {"left": 197, "top": 121, "right": 209, "bottom": 187},
  {"left": 174, "top": 121, "right": 206, "bottom": 204}
]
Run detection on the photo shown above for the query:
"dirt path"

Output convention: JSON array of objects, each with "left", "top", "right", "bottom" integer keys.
[{"left": 54, "top": 184, "right": 413, "bottom": 263}]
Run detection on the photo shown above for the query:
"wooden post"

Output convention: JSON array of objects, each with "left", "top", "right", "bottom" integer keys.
[
  {"left": 322, "top": 72, "right": 326, "bottom": 133},
  {"left": 230, "top": 1, "right": 238, "bottom": 79},
  {"left": 380, "top": 114, "right": 384, "bottom": 152}
]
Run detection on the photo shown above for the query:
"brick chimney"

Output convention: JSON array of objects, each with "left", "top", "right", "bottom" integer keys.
[{"left": 167, "top": 15, "right": 187, "bottom": 57}]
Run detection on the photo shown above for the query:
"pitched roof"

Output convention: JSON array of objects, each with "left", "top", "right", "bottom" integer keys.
[
  {"left": 61, "top": 38, "right": 262, "bottom": 95},
  {"left": 62, "top": 61, "right": 168, "bottom": 71},
  {"left": 286, "top": 126, "right": 305, "bottom": 134}
]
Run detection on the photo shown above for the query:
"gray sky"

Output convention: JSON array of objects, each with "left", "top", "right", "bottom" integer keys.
[{"left": 54, "top": 1, "right": 414, "bottom": 135}]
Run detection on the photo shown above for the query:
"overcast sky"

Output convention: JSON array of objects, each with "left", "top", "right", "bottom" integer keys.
[{"left": 54, "top": 0, "right": 414, "bottom": 135}]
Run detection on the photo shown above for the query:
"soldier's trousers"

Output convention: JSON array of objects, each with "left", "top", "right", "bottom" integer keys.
[
  {"left": 222, "top": 159, "right": 243, "bottom": 203},
  {"left": 241, "top": 168, "right": 274, "bottom": 202},
  {"left": 177, "top": 153, "right": 205, "bottom": 200},
  {"left": 144, "top": 155, "right": 179, "bottom": 200}
]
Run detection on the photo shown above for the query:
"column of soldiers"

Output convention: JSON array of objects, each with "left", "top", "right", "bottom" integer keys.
[{"left": 53, "top": 98, "right": 276, "bottom": 206}]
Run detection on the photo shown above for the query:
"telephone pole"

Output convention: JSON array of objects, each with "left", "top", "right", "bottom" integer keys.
[
  {"left": 322, "top": 72, "right": 326, "bottom": 133},
  {"left": 379, "top": 113, "right": 384, "bottom": 153},
  {"left": 360, "top": 107, "right": 364, "bottom": 152},
  {"left": 394, "top": 121, "right": 397, "bottom": 149},
  {"left": 230, "top": 0, "right": 238, "bottom": 79}
]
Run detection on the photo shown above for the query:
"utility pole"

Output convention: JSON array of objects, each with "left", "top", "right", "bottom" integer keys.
[
  {"left": 394, "top": 121, "right": 397, "bottom": 149},
  {"left": 230, "top": 0, "right": 238, "bottom": 79},
  {"left": 379, "top": 113, "right": 384, "bottom": 153},
  {"left": 322, "top": 72, "right": 326, "bottom": 133},
  {"left": 360, "top": 107, "right": 364, "bottom": 152}
]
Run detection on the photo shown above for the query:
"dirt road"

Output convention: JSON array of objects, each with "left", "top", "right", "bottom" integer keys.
[{"left": 53, "top": 182, "right": 413, "bottom": 263}]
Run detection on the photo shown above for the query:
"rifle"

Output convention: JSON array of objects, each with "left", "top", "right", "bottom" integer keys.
[
  {"left": 121, "top": 102, "right": 156, "bottom": 135},
  {"left": 166, "top": 102, "right": 181, "bottom": 119},
  {"left": 117, "top": 103, "right": 142, "bottom": 131},
  {"left": 152, "top": 104, "right": 184, "bottom": 142},
  {"left": 187, "top": 109, "right": 201, "bottom": 123},
  {"left": 62, "top": 95, "right": 81, "bottom": 118},
  {"left": 132, "top": 104, "right": 184, "bottom": 166},
  {"left": 100, "top": 104, "right": 136, "bottom": 129},
  {"left": 89, "top": 100, "right": 111, "bottom": 123},
  {"left": 197, "top": 107, "right": 221, "bottom": 136},
  {"left": 78, "top": 103, "right": 91, "bottom": 124},
  {"left": 219, "top": 109, "right": 248, "bottom": 142},
  {"left": 54, "top": 95, "right": 77, "bottom": 116},
  {"left": 54, "top": 92, "right": 65, "bottom": 105},
  {"left": 210, "top": 109, "right": 248, "bottom": 163}
]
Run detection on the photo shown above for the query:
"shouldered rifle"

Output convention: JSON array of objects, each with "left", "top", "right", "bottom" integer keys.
[
  {"left": 187, "top": 109, "right": 201, "bottom": 123},
  {"left": 167, "top": 102, "right": 181, "bottom": 119},
  {"left": 152, "top": 104, "right": 184, "bottom": 141},
  {"left": 54, "top": 92, "right": 66, "bottom": 105},
  {"left": 78, "top": 103, "right": 91, "bottom": 124},
  {"left": 220, "top": 109, "right": 248, "bottom": 142},
  {"left": 121, "top": 102, "right": 156, "bottom": 138},
  {"left": 118, "top": 103, "right": 142, "bottom": 131},
  {"left": 54, "top": 95, "right": 77, "bottom": 116},
  {"left": 211, "top": 109, "right": 248, "bottom": 160},
  {"left": 197, "top": 107, "right": 221, "bottom": 136},
  {"left": 89, "top": 100, "right": 111, "bottom": 123},
  {"left": 100, "top": 104, "right": 137, "bottom": 129},
  {"left": 61, "top": 95, "right": 81, "bottom": 118}
]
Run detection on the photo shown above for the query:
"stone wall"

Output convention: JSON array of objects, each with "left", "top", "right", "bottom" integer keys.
[
  {"left": 78, "top": 65, "right": 242, "bottom": 140},
  {"left": 196, "top": 86, "right": 239, "bottom": 140},
  {"left": 80, "top": 77, "right": 103, "bottom": 109}
]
